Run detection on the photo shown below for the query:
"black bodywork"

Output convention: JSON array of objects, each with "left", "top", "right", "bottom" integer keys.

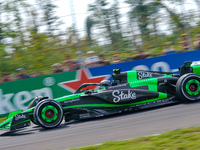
[{"left": 1, "top": 61, "right": 200, "bottom": 130}]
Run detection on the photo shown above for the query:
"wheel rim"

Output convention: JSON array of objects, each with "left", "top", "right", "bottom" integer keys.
[
  {"left": 41, "top": 105, "right": 58, "bottom": 123},
  {"left": 185, "top": 79, "right": 200, "bottom": 96}
]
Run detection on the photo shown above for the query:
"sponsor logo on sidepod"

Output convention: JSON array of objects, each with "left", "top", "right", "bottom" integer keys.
[{"left": 112, "top": 90, "right": 136, "bottom": 103}]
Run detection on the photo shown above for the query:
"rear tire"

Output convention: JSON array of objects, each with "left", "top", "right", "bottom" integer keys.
[
  {"left": 176, "top": 73, "right": 200, "bottom": 102},
  {"left": 33, "top": 99, "right": 63, "bottom": 129}
]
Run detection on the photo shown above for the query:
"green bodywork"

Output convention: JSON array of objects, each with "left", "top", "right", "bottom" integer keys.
[
  {"left": 127, "top": 70, "right": 158, "bottom": 92},
  {"left": 0, "top": 70, "right": 175, "bottom": 131},
  {"left": 192, "top": 66, "right": 200, "bottom": 75},
  {"left": 7, "top": 110, "right": 23, "bottom": 119},
  {"left": 0, "top": 108, "right": 34, "bottom": 130},
  {"left": 129, "top": 78, "right": 158, "bottom": 91},
  {"left": 62, "top": 92, "right": 167, "bottom": 109},
  {"left": 127, "top": 70, "right": 172, "bottom": 92},
  {"left": 61, "top": 70, "right": 168, "bottom": 109}
]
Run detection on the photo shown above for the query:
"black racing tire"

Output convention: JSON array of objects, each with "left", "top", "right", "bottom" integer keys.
[
  {"left": 28, "top": 96, "right": 48, "bottom": 125},
  {"left": 176, "top": 73, "right": 200, "bottom": 102},
  {"left": 33, "top": 99, "right": 63, "bottom": 129}
]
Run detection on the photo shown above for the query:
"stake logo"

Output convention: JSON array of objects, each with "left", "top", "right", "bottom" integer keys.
[
  {"left": 58, "top": 69, "right": 110, "bottom": 93},
  {"left": 112, "top": 90, "right": 137, "bottom": 103},
  {"left": 15, "top": 114, "right": 26, "bottom": 120},
  {"left": 137, "top": 72, "right": 153, "bottom": 79}
]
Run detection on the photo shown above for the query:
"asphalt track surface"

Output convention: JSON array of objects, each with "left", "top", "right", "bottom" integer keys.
[{"left": 1, "top": 102, "right": 200, "bottom": 150}]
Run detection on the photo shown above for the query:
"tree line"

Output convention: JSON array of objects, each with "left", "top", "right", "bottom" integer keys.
[{"left": 0, "top": 0, "right": 200, "bottom": 76}]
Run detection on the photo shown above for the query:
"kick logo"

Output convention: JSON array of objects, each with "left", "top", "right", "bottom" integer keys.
[{"left": 58, "top": 69, "right": 110, "bottom": 93}]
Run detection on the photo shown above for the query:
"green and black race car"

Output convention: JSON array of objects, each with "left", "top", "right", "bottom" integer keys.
[{"left": 0, "top": 61, "right": 200, "bottom": 131}]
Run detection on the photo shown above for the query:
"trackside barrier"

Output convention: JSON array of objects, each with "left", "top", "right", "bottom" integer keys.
[{"left": 0, "top": 50, "right": 200, "bottom": 117}]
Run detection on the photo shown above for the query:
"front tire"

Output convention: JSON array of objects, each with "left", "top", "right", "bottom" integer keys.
[
  {"left": 176, "top": 73, "right": 200, "bottom": 102},
  {"left": 33, "top": 99, "right": 63, "bottom": 129},
  {"left": 28, "top": 96, "right": 48, "bottom": 125}
]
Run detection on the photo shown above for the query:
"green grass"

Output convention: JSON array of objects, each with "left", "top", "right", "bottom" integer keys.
[
  {"left": 0, "top": 117, "right": 7, "bottom": 124},
  {"left": 70, "top": 126, "right": 200, "bottom": 150}
]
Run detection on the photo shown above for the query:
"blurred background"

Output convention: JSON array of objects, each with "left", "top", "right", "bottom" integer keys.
[{"left": 1, "top": 0, "right": 200, "bottom": 80}]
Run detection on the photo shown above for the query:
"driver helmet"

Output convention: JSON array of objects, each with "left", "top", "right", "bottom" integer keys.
[{"left": 100, "top": 80, "right": 111, "bottom": 86}]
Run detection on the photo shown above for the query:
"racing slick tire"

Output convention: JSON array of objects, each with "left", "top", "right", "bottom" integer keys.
[
  {"left": 28, "top": 96, "right": 48, "bottom": 125},
  {"left": 33, "top": 99, "right": 63, "bottom": 129},
  {"left": 176, "top": 73, "right": 200, "bottom": 102}
]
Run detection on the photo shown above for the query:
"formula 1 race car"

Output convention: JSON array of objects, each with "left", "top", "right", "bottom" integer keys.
[{"left": 0, "top": 61, "right": 200, "bottom": 131}]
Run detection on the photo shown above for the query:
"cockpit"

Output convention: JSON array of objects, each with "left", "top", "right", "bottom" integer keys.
[{"left": 112, "top": 69, "right": 127, "bottom": 83}]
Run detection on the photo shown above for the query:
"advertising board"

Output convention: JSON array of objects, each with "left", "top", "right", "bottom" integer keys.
[{"left": 0, "top": 50, "right": 199, "bottom": 117}]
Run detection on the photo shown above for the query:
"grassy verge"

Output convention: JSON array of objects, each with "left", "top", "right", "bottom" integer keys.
[
  {"left": 70, "top": 126, "right": 200, "bottom": 150},
  {"left": 0, "top": 117, "right": 7, "bottom": 124}
]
